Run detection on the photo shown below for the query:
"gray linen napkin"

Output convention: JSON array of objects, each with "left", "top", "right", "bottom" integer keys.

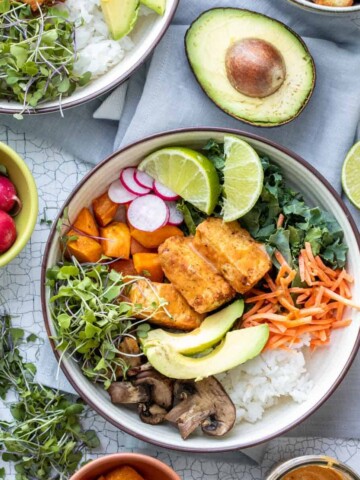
[{"left": 29, "top": 0, "right": 360, "bottom": 445}]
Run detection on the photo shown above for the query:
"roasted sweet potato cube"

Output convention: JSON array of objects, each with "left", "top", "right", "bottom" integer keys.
[
  {"left": 130, "top": 225, "right": 184, "bottom": 249},
  {"left": 130, "top": 237, "right": 155, "bottom": 255},
  {"left": 92, "top": 191, "right": 118, "bottom": 227},
  {"left": 100, "top": 222, "right": 130, "bottom": 258},
  {"left": 111, "top": 259, "right": 137, "bottom": 277},
  {"left": 105, "top": 466, "right": 145, "bottom": 480},
  {"left": 66, "top": 230, "right": 102, "bottom": 263},
  {"left": 133, "top": 253, "right": 164, "bottom": 282},
  {"left": 73, "top": 207, "right": 99, "bottom": 237}
]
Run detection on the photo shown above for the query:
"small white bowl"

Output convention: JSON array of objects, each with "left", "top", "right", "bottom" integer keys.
[
  {"left": 41, "top": 128, "right": 360, "bottom": 452},
  {"left": 286, "top": 0, "right": 360, "bottom": 15},
  {"left": 0, "top": 1, "right": 178, "bottom": 114}
]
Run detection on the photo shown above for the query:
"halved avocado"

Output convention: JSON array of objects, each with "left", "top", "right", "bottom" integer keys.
[
  {"left": 185, "top": 8, "right": 316, "bottom": 127},
  {"left": 101, "top": 0, "right": 139, "bottom": 40}
]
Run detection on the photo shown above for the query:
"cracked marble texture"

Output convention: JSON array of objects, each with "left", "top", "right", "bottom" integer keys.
[{"left": 0, "top": 126, "right": 360, "bottom": 479}]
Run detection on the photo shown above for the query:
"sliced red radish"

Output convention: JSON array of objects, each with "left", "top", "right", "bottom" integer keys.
[
  {"left": 108, "top": 179, "right": 138, "bottom": 204},
  {"left": 134, "top": 170, "right": 153, "bottom": 190},
  {"left": 127, "top": 195, "right": 169, "bottom": 232},
  {"left": 120, "top": 168, "right": 151, "bottom": 196},
  {"left": 153, "top": 180, "right": 180, "bottom": 201},
  {"left": 166, "top": 201, "right": 184, "bottom": 226}
]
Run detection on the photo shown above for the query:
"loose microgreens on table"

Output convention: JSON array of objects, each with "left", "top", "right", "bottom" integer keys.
[
  {"left": 0, "top": 1, "right": 91, "bottom": 116},
  {"left": 0, "top": 313, "right": 99, "bottom": 480},
  {"left": 47, "top": 258, "right": 167, "bottom": 389}
]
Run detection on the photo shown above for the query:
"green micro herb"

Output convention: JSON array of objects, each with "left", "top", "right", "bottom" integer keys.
[
  {"left": 0, "top": 313, "right": 99, "bottom": 480},
  {"left": 0, "top": 1, "right": 91, "bottom": 115},
  {"left": 47, "top": 260, "right": 165, "bottom": 388}
]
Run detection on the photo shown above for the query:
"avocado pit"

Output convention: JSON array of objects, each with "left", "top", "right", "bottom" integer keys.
[{"left": 225, "top": 38, "right": 286, "bottom": 98}]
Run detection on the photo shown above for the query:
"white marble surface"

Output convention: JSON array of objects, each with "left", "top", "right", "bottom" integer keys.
[{"left": 1, "top": 126, "right": 360, "bottom": 479}]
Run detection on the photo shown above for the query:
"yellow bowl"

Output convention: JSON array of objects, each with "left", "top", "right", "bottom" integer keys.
[{"left": 0, "top": 142, "right": 38, "bottom": 267}]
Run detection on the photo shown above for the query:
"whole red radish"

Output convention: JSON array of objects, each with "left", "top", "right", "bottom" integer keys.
[
  {"left": 0, "top": 175, "right": 22, "bottom": 214},
  {"left": 0, "top": 210, "right": 17, "bottom": 253}
]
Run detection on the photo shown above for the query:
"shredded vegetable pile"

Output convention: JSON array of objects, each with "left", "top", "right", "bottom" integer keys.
[{"left": 243, "top": 243, "right": 360, "bottom": 350}]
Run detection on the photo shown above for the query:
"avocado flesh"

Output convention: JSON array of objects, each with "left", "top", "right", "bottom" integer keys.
[
  {"left": 101, "top": 0, "right": 139, "bottom": 40},
  {"left": 185, "top": 8, "right": 315, "bottom": 127},
  {"left": 140, "top": 0, "right": 166, "bottom": 15},
  {"left": 144, "top": 300, "right": 244, "bottom": 355},
  {"left": 143, "top": 324, "right": 269, "bottom": 381}
]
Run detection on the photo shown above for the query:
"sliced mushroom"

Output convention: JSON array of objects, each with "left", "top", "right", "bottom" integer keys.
[
  {"left": 134, "top": 370, "right": 173, "bottom": 409},
  {"left": 118, "top": 337, "right": 142, "bottom": 370},
  {"left": 165, "top": 376, "right": 236, "bottom": 439},
  {"left": 108, "top": 382, "right": 149, "bottom": 404},
  {"left": 127, "top": 362, "right": 153, "bottom": 377},
  {"left": 138, "top": 403, "right": 168, "bottom": 425}
]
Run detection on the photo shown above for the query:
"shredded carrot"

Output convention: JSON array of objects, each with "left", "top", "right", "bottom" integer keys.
[{"left": 243, "top": 243, "right": 358, "bottom": 351}]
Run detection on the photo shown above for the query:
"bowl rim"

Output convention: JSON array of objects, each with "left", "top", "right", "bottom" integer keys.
[
  {"left": 286, "top": 0, "right": 360, "bottom": 14},
  {"left": 0, "top": 1, "right": 179, "bottom": 115},
  {"left": 0, "top": 142, "right": 38, "bottom": 267},
  {"left": 40, "top": 127, "right": 360, "bottom": 452},
  {"left": 69, "top": 452, "right": 181, "bottom": 480}
]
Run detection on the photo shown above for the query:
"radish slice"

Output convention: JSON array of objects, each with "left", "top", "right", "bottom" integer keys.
[
  {"left": 108, "top": 179, "right": 138, "bottom": 204},
  {"left": 166, "top": 201, "right": 184, "bottom": 226},
  {"left": 134, "top": 170, "right": 153, "bottom": 190},
  {"left": 120, "top": 168, "right": 151, "bottom": 196},
  {"left": 127, "top": 195, "right": 169, "bottom": 232},
  {"left": 153, "top": 180, "right": 180, "bottom": 201}
]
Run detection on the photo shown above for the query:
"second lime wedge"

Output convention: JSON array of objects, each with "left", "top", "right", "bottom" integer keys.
[
  {"left": 222, "top": 135, "right": 263, "bottom": 222},
  {"left": 342, "top": 141, "right": 360, "bottom": 210},
  {"left": 138, "top": 147, "right": 221, "bottom": 214}
]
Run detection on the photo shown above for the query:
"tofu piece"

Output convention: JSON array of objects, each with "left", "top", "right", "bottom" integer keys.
[
  {"left": 194, "top": 218, "right": 272, "bottom": 294},
  {"left": 129, "top": 280, "right": 204, "bottom": 331},
  {"left": 158, "top": 236, "right": 235, "bottom": 314}
]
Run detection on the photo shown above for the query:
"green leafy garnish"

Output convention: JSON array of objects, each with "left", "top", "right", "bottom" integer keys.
[
  {"left": 0, "top": 313, "right": 99, "bottom": 480},
  {"left": 0, "top": 2, "right": 91, "bottom": 113},
  {"left": 47, "top": 260, "right": 160, "bottom": 388}
]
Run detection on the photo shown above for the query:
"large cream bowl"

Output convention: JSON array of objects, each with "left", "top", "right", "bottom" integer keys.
[{"left": 41, "top": 128, "right": 360, "bottom": 452}]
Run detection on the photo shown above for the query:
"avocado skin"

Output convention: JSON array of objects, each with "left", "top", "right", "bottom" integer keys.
[
  {"left": 144, "top": 299, "right": 244, "bottom": 355},
  {"left": 185, "top": 8, "right": 316, "bottom": 128},
  {"left": 143, "top": 324, "right": 270, "bottom": 381}
]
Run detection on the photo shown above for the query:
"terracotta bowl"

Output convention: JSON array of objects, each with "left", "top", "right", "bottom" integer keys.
[
  {"left": 41, "top": 128, "right": 360, "bottom": 452},
  {"left": 70, "top": 453, "right": 181, "bottom": 480}
]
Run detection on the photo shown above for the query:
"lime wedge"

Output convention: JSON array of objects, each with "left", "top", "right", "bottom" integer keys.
[
  {"left": 222, "top": 135, "right": 263, "bottom": 222},
  {"left": 138, "top": 147, "right": 221, "bottom": 214},
  {"left": 342, "top": 141, "right": 360, "bottom": 210}
]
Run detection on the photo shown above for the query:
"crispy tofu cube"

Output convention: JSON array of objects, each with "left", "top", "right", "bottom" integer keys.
[
  {"left": 194, "top": 218, "right": 271, "bottom": 294},
  {"left": 158, "top": 236, "right": 235, "bottom": 314},
  {"left": 129, "top": 280, "right": 204, "bottom": 330}
]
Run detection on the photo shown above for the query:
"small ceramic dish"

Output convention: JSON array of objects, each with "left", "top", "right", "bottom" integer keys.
[
  {"left": 41, "top": 128, "right": 360, "bottom": 452},
  {"left": 0, "top": 143, "right": 38, "bottom": 267},
  {"left": 69, "top": 453, "right": 181, "bottom": 480},
  {"left": 286, "top": 0, "right": 360, "bottom": 16}
]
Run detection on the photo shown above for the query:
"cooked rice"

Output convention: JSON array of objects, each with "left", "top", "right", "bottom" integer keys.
[
  {"left": 62, "top": 0, "right": 152, "bottom": 77},
  {"left": 217, "top": 342, "right": 313, "bottom": 424}
]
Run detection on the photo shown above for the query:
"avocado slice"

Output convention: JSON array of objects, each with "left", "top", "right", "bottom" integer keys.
[
  {"left": 101, "top": 0, "right": 139, "bottom": 40},
  {"left": 144, "top": 300, "right": 244, "bottom": 355},
  {"left": 185, "top": 8, "right": 315, "bottom": 127},
  {"left": 143, "top": 324, "right": 269, "bottom": 380},
  {"left": 140, "top": 0, "right": 166, "bottom": 15}
]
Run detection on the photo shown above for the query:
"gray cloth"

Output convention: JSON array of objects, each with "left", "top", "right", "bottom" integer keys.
[{"left": 21, "top": 0, "right": 360, "bottom": 444}]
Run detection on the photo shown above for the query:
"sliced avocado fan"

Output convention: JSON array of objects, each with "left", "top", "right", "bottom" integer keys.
[
  {"left": 100, "top": 0, "right": 139, "bottom": 40},
  {"left": 143, "top": 324, "right": 269, "bottom": 381},
  {"left": 140, "top": 0, "right": 166, "bottom": 15}
]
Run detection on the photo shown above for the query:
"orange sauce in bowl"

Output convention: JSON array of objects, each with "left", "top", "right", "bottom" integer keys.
[{"left": 282, "top": 465, "right": 345, "bottom": 480}]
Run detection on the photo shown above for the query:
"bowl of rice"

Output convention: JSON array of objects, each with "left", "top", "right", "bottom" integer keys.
[
  {"left": 0, "top": 0, "right": 179, "bottom": 115},
  {"left": 41, "top": 128, "right": 360, "bottom": 452}
]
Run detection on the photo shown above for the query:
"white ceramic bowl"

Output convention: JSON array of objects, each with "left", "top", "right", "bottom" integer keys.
[
  {"left": 0, "top": 2, "right": 178, "bottom": 114},
  {"left": 41, "top": 128, "right": 360, "bottom": 452},
  {"left": 286, "top": 0, "right": 360, "bottom": 15}
]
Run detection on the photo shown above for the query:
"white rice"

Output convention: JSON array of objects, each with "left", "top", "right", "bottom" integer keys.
[
  {"left": 62, "top": 0, "right": 153, "bottom": 77},
  {"left": 217, "top": 340, "right": 313, "bottom": 425}
]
